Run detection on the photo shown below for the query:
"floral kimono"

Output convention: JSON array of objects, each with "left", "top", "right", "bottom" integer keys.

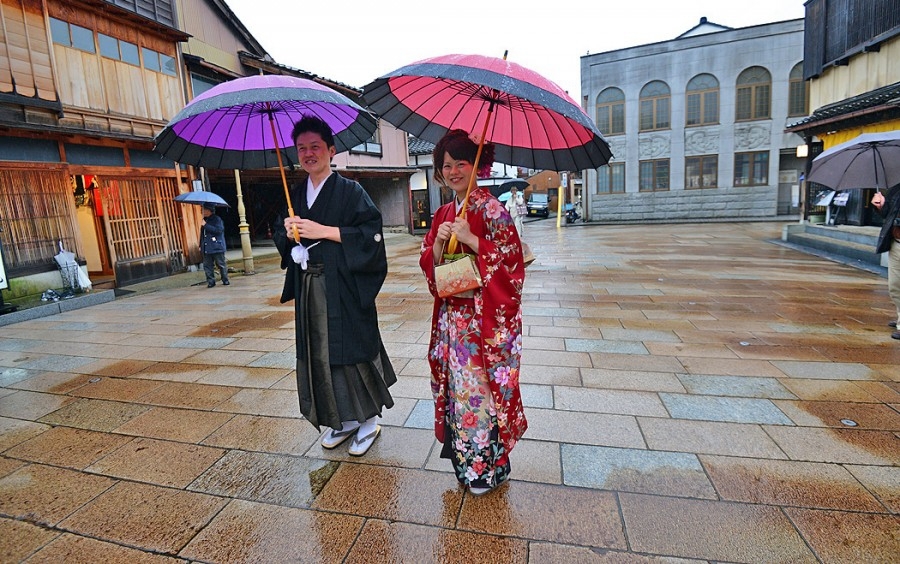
[{"left": 419, "top": 187, "right": 528, "bottom": 490}]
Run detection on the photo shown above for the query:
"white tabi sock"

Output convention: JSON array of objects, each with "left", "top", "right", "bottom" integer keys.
[
  {"left": 337, "top": 419, "right": 361, "bottom": 433},
  {"left": 358, "top": 416, "right": 379, "bottom": 438}
]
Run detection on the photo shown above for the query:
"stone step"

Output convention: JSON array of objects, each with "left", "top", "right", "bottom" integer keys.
[
  {"left": 785, "top": 231, "right": 881, "bottom": 265},
  {"left": 802, "top": 224, "right": 880, "bottom": 246}
]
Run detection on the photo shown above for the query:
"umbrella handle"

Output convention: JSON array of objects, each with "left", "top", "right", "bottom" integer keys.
[
  {"left": 446, "top": 101, "right": 495, "bottom": 255},
  {"left": 266, "top": 102, "right": 301, "bottom": 243}
]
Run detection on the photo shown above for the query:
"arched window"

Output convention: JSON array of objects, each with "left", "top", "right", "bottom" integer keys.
[
  {"left": 735, "top": 67, "right": 771, "bottom": 121},
  {"left": 686, "top": 74, "right": 719, "bottom": 126},
  {"left": 639, "top": 81, "right": 670, "bottom": 131},
  {"left": 596, "top": 88, "right": 625, "bottom": 135},
  {"left": 788, "top": 63, "right": 808, "bottom": 117}
]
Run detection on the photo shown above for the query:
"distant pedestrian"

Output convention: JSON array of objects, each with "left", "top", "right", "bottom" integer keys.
[
  {"left": 200, "top": 203, "right": 229, "bottom": 288},
  {"left": 419, "top": 129, "right": 527, "bottom": 496},
  {"left": 505, "top": 186, "right": 525, "bottom": 236},
  {"left": 871, "top": 183, "right": 900, "bottom": 338}
]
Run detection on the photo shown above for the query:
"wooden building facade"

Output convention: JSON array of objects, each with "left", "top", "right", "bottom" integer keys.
[
  {"left": 0, "top": 0, "right": 416, "bottom": 300},
  {"left": 0, "top": 0, "right": 190, "bottom": 295}
]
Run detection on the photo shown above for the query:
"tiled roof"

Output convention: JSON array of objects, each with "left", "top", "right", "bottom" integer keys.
[
  {"left": 408, "top": 136, "right": 435, "bottom": 155},
  {"left": 787, "top": 81, "right": 900, "bottom": 132}
]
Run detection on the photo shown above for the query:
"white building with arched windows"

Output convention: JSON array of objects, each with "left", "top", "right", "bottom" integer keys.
[{"left": 581, "top": 18, "right": 808, "bottom": 222}]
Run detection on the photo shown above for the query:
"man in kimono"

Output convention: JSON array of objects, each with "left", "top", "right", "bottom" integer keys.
[{"left": 274, "top": 115, "right": 395, "bottom": 456}]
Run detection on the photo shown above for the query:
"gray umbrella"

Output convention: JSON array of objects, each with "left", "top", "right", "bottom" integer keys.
[
  {"left": 807, "top": 130, "right": 900, "bottom": 190},
  {"left": 174, "top": 191, "right": 230, "bottom": 208}
]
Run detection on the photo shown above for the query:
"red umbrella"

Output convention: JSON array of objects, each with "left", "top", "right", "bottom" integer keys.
[
  {"left": 362, "top": 53, "right": 612, "bottom": 252},
  {"left": 362, "top": 53, "right": 612, "bottom": 173}
]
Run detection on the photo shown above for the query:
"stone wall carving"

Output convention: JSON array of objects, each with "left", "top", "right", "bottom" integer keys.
[
  {"left": 606, "top": 137, "right": 627, "bottom": 162},
  {"left": 638, "top": 133, "right": 670, "bottom": 159},
  {"left": 684, "top": 128, "right": 720, "bottom": 155},
  {"left": 734, "top": 123, "right": 771, "bottom": 151}
]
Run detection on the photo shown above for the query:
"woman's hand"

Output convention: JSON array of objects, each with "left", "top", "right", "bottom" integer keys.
[
  {"left": 433, "top": 221, "right": 453, "bottom": 264},
  {"left": 450, "top": 217, "right": 478, "bottom": 252},
  {"left": 434, "top": 221, "right": 453, "bottom": 245},
  {"left": 872, "top": 191, "right": 885, "bottom": 210}
]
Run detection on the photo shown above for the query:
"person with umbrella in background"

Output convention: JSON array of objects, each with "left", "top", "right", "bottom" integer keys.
[
  {"left": 505, "top": 185, "right": 525, "bottom": 237},
  {"left": 871, "top": 183, "right": 900, "bottom": 339},
  {"left": 200, "top": 203, "right": 229, "bottom": 288},
  {"left": 806, "top": 131, "right": 900, "bottom": 338},
  {"left": 419, "top": 130, "right": 527, "bottom": 496},
  {"left": 274, "top": 115, "right": 396, "bottom": 456}
]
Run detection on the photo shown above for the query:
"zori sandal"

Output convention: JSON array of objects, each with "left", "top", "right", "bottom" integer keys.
[
  {"left": 321, "top": 426, "right": 359, "bottom": 449},
  {"left": 348, "top": 425, "right": 381, "bottom": 456}
]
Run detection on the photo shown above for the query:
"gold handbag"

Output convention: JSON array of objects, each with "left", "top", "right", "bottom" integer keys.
[
  {"left": 434, "top": 196, "right": 482, "bottom": 298},
  {"left": 435, "top": 245, "right": 482, "bottom": 299},
  {"left": 522, "top": 241, "right": 535, "bottom": 267}
]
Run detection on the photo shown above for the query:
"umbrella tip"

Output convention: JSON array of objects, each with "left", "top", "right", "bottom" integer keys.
[{"left": 503, "top": 50, "right": 508, "bottom": 60}]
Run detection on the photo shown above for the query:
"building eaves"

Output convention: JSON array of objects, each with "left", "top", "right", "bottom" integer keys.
[
  {"left": 86, "top": 0, "right": 190, "bottom": 41},
  {"left": 786, "top": 81, "right": 900, "bottom": 133},
  {"left": 238, "top": 52, "right": 362, "bottom": 96},
  {"left": 408, "top": 137, "right": 434, "bottom": 156}
]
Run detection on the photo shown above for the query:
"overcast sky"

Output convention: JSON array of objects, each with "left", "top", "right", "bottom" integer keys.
[{"left": 222, "top": 0, "right": 806, "bottom": 102}]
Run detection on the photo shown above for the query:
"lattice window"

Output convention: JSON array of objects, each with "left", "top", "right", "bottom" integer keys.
[
  {"left": 98, "top": 176, "right": 183, "bottom": 262},
  {"left": 0, "top": 168, "right": 79, "bottom": 271}
]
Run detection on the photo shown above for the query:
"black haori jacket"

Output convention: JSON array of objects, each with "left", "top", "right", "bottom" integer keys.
[
  {"left": 274, "top": 172, "right": 388, "bottom": 365},
  {"left": 875, "top": 184, "right": 900, "bottom": 255}
]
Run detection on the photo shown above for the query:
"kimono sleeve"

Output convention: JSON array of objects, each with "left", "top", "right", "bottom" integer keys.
[
  {"left": 338, "top": 184, "right": 388, "bottom": 306},
  {"left": 473, "top": 197, "right": 525, "bottom": 300},
  {"left": 419, "top": 203, "right": 455, "bottom": 298}
]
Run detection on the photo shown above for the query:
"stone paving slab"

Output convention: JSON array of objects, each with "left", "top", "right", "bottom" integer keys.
[{"left": 2, "top": 222, "right": 898, "bottom": 562}]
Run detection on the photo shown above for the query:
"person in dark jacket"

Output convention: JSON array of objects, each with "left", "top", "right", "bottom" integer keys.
[
  {"left": 200, "top": 203, "right": 229, "bottom": 288},
  {"left": 274, "top": 115, "right": 395, "bottom": 456},
  {"left": 872, "top": 183, "right": 900, "bottom": 339}
]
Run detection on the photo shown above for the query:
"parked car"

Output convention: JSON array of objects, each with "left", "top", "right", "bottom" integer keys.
[{"left": 527, "top": 193, "right": 549, "bottom": 218}]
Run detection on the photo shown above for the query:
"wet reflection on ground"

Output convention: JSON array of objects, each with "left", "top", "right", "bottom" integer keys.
[{"left": 1, "top": 222, "right": 898, "bottom": 562}]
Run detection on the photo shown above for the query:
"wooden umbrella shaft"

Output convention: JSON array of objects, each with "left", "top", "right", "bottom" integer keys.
[
  {"left": 446, "top": 50, "right": 508, "bottom": 256},
  {"left": 446, "top": 102, "right": 495, "bottom": 255},
  {"left": 267, "top": 103, "right": 300, "bottom": 242}
]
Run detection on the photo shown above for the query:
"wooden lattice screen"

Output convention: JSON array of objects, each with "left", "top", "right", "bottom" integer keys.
[
  {"left": 99, "top": 176, "right": 185, "bottom": 267},
  {"left": 0, "top": 168, "right": 79, "bottom": 271}
]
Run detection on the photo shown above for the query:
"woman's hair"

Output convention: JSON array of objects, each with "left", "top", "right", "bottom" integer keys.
[
  {"left": 291, "top": 115, "right": 335, "bottom": 148},
  {"left": 432, "top": 129, "right": 495, "bottom": 185}
]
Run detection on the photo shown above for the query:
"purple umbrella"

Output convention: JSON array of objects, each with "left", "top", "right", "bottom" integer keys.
[
  {"left": 154, "top": 74, "right": 376, "bottom": 169},
  {"left": 154, "top": 74, "right": 376, "bottom": 235}
]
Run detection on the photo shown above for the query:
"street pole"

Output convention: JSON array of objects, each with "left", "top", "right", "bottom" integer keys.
[{"left": 233, "top": 169, "right": 255, "bottom": 275}]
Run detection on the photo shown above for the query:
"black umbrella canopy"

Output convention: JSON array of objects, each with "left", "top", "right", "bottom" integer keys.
[
  {"left": 807, "top": 131, "right": 900, "bottom": 190},
  {"left": 499, "top": 179, "right": 529, "bottom": 192}
]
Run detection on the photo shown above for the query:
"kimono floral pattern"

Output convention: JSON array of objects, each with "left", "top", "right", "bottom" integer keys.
[{"left": 419, "top": 187, "right": 527, "bottom": 489}]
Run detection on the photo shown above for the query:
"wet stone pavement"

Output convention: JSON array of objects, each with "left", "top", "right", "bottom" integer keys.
[{"left": 1, "top": 220, "right": 898, "bottom": 563}]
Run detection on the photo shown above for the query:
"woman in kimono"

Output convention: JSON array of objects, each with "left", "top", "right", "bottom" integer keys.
[
  {"left": 504, "top": 186, "right": 525, "bottom": 237},
  {"left": 419, "top": 129, "right": 528, "bottom": 495},
  {"left": 275, "top": 115, "right": 395, "bottom": 457}
]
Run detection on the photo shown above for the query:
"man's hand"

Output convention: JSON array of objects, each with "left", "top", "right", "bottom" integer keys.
[{"left": 872, "top": 191, "right": 885, "bottom": 210}]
